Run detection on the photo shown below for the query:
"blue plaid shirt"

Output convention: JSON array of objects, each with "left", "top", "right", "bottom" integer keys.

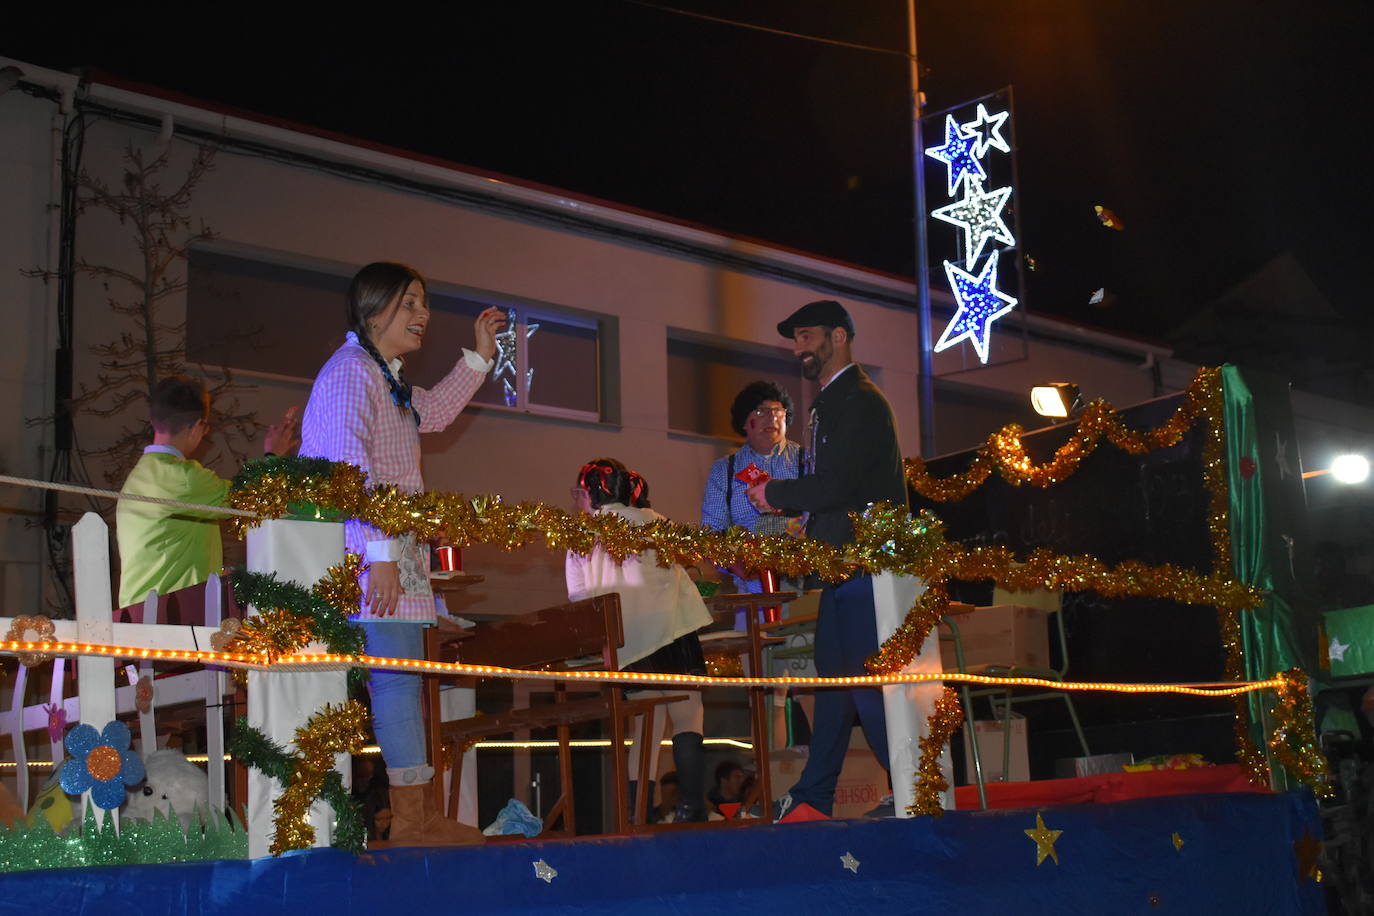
[{"left": 701, "top": 441, "right": 802, "bottom": 593}]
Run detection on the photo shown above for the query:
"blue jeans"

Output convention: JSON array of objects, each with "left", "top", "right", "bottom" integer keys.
[
  {"left": 361, "top": 622, "right": 427, "bottom": 770},
  {"left": 786, "top": 575, "right": 889, "bottom": 815}
]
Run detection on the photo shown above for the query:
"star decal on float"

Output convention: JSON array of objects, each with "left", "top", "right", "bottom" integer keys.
[
  {"left": 960, "top": 103, "right": 1011, "bottom": 159},
  {"left": 925, "top": 113, "right": 986, "bottom": 196},
  {"left": 931, "top": 180, "right": 1015, "bottom": 264},
  {"left": 1171, "top": 831, "right": 1186, "bottom": 852},
  {"left": 840, "top": 852, "right": 860, "bottom": 874},
  {"left": 1293, "top": 829, "right": 1322, "bottom": 883},
  {"left": 1024, "top": 812, "right": 1063, "bottom": 866},
  {"left": 532, "top": 858, "right": 558, "bottom": 883},
  {"left": 1329, "top": 637, "right": 1350, "bottom": 663},
  {"left": 935, "top": 251, "right": 1018, "bottom": 364}
]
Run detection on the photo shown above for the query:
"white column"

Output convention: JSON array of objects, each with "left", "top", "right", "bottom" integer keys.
[
  {"left": 245, "top": 519, "right": 348, "bottom": 859},
  {"left": 72, "top": 512, "right": 118, "bottom": 828},
  {"left": 872, "top": 572, "right": 953, "bottom": 816}
]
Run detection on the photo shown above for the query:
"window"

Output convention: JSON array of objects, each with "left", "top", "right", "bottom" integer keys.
[
  {"left": 186, "top": 248, "right": 610, "bottom": 421},
  {"left": 666, "top": 330, "right": 806, "bottom": 439}
]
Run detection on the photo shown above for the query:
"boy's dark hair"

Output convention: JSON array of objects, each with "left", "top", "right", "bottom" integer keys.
[
  {"left": 729, "top": 380, "right": 794, "bottom": 436},
  {"left": 150, "top": 376, "right": 210, "bottom": 434},
  {"left": 714, "top": 760, "right": 743, "bottom": 784}
]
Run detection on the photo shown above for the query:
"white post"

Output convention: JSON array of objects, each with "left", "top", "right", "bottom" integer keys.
[
  {"left": 203, "top": 573, "right": 227, "bottom": 813},
  {"left": 245, "top": 519, "right": 348, "bottom": 859},
  {"left": 71, "top": 512, "right": 118, "bottom": 829},
  {"left": 873, "top": 572, "right": 953, "bottom": 816},
  {"left": 8, "top": 665, "right": 30, "bottom": 806}
]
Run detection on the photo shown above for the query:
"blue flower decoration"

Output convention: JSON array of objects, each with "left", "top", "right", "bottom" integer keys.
[{"left": 59, "top": 720, "right": 146, "bottom": 810}]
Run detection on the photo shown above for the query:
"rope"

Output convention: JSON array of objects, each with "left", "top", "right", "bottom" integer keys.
[{"left": 0, "top": 473, "right": 261, "bottom": 519}]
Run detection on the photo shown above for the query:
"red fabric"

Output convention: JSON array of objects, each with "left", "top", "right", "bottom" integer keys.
[{"left": 953, "top": 763, "right": 1270, "bottom": 810}]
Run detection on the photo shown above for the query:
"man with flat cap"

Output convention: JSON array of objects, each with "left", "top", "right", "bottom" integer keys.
[{"left": 746, "top": 299, "right": 908, "bottom": 819}]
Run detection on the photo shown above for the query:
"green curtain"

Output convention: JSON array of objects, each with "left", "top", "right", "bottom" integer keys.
[{"left": 1222, "top": 366, "right": 1308, "bottom": 782}]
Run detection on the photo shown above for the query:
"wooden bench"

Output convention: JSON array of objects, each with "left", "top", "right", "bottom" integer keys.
[{"left": 424, "top": 593, "right": 689, "bottom": 836}]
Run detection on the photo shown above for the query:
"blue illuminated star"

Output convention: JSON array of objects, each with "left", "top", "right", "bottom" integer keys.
[
  {"left": 931, "top": 180, "right": 1014, "bottom": 264},
  {"left": 935, "top": 252, "right": 1018, "bottom": 364},
  {"left": 925, "top": 114, "right": 986, "bottom": 196},
  {"left": 960, "top": 103, "right": 1011, "bottom": 159}
]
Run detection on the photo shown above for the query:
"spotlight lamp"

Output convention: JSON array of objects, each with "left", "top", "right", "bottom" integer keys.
[
  {"left": 1030, "top": 383, "right": 1082, "bottom": 418},
  {"left": 1303, "top": 454, "right": 1370, "bottom": 484}
]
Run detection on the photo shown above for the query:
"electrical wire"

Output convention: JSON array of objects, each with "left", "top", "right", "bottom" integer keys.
[{"left": 620, "top": 0, "right": 915, "bottom": 62}]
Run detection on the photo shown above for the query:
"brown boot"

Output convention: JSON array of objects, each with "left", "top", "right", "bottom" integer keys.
[{"left": 387, "top": 784, "right": 486, "bottom": 847}]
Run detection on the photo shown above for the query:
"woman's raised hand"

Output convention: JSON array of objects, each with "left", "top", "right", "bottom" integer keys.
[{"left": 473, "top": 307, "right": 507, "bottom": 362}]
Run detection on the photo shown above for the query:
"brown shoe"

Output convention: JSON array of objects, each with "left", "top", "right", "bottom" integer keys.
[{"left": 387, "top": 784, "right": 486, "bottom": 847}]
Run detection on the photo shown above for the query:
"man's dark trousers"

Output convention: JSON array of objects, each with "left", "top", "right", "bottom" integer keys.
[{"left": 785, "top": 574, "right": 889, "bottom": 815}]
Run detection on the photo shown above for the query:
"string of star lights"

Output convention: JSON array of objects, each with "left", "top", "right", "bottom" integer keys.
[{"left": 924, "top": 99, "right": 1019, "bottom": 364}]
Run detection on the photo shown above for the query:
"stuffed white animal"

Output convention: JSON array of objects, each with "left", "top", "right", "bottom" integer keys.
[{"left": 122, "top": 750, "right": 210, "bottom": 830}]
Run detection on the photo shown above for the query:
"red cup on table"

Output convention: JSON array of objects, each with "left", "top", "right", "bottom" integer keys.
[
  {"left": 758, "top": 568, "right": 781, "bottom": 623},
  {"left": 435, "top": 545, "right": 460, "bottom": 572}
]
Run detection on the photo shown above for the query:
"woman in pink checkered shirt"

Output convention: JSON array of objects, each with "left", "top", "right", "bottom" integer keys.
[{"left": 299, "top": 261, "right": 503, "bottom": 846}]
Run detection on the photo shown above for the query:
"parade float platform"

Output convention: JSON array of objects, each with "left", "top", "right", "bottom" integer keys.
[{"left": 4, "top": 789, "right": 1323, "bottom": 914}]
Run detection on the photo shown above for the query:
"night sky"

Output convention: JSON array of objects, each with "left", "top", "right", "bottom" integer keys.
[{"left": 7, "top": 1, "right": 1369, "bottom": 345}]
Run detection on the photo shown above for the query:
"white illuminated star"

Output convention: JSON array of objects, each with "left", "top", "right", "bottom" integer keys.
[
  {"left": 931, "top": 180, "right": 1015, "bottom": 264},
  {"left": 1329, "top": 637, "right": 1350, "bottom": 663},
  {"left": 960, "top": 103, "right": 1011, "bottom": 159},
  {"left": 840, "top": 851, "right": 860, "bottom": 874},
  {"left": 492, "top": 311, "right": 539, "bottom": 407},
  {"left": 532, "top": 858, "right": 558, "bottom": 883},
  {"left": 935, "top": 252, "right": 1018, "bottom": 364}
]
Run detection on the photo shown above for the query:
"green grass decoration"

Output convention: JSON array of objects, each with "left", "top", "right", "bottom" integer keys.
[{"left": 0, "top": 805, "right": 247, "bottom": 873}]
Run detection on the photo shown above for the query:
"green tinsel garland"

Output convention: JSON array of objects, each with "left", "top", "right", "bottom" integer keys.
[
  {"left": 230, "top": 568, "right": 368, "bottom": 687},
  {"left": 228, "top": 716, "right": 365, "bottom": 855}
]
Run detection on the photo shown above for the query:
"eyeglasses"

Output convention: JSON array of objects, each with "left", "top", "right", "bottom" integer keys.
[{"left": 750, "top": 407, "right": 787, "bottom": 419}]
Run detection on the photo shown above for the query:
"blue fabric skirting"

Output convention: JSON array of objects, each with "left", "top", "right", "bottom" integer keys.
[{"left": 1, "top": 790, "right": 1324, "bottom": 915}]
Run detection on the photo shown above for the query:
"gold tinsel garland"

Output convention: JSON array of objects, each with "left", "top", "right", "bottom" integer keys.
[
  {"left": 312, "top": 553, "right": 365, "bottom": 616},
  {"left": 908, "top": 687, "right": 963, "bottom": 817},
  {"left": 904, "top": 368, "right": 1218, "bottom": 502},
  {"left": 1268, "top": 669, "right": 1333, "bottom": 799},
  {"left": 226, "top": 366, "right": 1292, "bottom": 795},
  {"left": 270, "top": 700, "right": 370, "bottom": 855}
]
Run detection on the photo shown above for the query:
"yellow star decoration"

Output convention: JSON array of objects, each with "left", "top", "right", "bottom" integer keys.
[
  {"left": 1171, "top": 832, "right": 1185, "bottom": 852},
  {"left": 1024, "top": 812, "right": 1064, "bottom": 866},
  {"left": 1293, "top": 828, "right": 1323, "bottom": 883}
]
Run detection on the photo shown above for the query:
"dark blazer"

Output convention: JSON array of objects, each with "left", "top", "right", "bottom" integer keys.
[{"left": 763, "top": 365, "right": 908, "bottom": 548}]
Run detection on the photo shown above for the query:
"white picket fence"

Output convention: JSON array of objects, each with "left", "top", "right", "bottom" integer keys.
[{"left": 0, "top": 512, "right": 235, "bottom": 818}]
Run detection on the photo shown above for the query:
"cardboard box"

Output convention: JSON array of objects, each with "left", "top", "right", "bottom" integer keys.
[
  {"left": 941, "top": 604, "right": 1051, "bottom": 671},
  {"left": 960, "top": 715, "right": 1029, "bottom": 784},
  {"left": 1054, "top": 752, "right": 1134, "bottom": 779}
]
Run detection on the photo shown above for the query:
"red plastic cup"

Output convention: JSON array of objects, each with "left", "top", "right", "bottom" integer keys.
[
  {"left": 759, "top": 568, "right": 781, "bottom": 623},
  {"left": 435, "top": 545, "right": 460, "bottom": 572}
]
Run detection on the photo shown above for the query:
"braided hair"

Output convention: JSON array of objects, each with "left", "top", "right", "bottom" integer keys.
[{"left": 347, "top": 261, "right": 424, "bottom": 425}]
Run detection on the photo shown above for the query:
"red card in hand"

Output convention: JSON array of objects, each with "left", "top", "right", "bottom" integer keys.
[{"left": 734, "top": 463, "right": 770, "bottom": 486}]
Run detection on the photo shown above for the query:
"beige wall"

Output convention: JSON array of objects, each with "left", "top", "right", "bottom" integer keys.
[
  {"left": 0, "top": 91, "right": 57, "bottom": 615},
  {"left": 3, "top": 94, "right": 1190, "bottom": 618}
]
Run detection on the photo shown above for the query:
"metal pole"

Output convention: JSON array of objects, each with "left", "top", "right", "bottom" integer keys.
[{"left": 907, "top": 0, "right": 936, "bottom": 458}]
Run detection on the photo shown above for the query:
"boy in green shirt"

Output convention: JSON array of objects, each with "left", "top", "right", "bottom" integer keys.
[{"left": 117, "top": 376, "right": 298, "bottom": 609}]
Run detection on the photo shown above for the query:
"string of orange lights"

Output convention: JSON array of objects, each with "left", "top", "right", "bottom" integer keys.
[{"left": 0, "top": 639, "right": 1285, "bottom": 698}]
